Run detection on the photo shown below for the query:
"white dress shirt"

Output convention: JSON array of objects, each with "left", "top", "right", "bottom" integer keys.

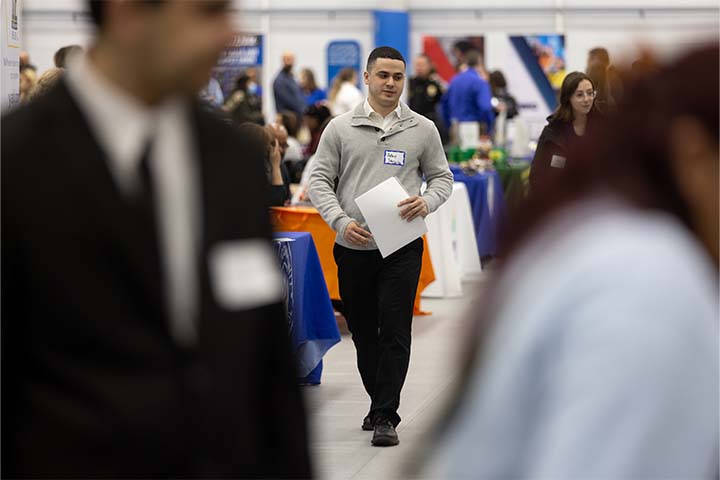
[
  {"left": 66, "top": 56, "right": 201, "bottom": 346},
  {"left": 363, "top": 99, "right": 401, "bottom": 132}
]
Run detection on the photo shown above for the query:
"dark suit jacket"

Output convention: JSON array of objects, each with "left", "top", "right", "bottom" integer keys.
[{"left": 1, "top": 81, "right": 312, "bottom": 479}]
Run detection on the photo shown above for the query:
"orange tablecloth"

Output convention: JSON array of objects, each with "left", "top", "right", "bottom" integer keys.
[{"left": 271, "top": 206, "right": 435, "bottom": 315}]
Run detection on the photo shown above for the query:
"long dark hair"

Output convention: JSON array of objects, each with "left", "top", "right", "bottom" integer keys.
[
  {"left": 300, "top": 68, "right": 318, "bottom": 93},
  {"left": 410, "top": 43, "right": 719, "bottom": 476},
  {"left": 549, "top": 71, "right": 595, "bottom": 123},
  {"left": 587, "top": 60, "right": 616, "bottom": 114}
]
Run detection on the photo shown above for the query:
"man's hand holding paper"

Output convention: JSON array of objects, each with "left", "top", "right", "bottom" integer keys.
[
  {"left": 354, "top": 177, "right": 428, "bottom": 258},
  {"left": 398, "top": 195, "right": 428, "bottom": 222}
]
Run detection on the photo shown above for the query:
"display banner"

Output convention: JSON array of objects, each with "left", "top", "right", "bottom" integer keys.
[
  {"left": 213, "top": 33, "right": 263, "bottom": 99},
  {"left": 326, "top": 40, "right": 361, "bottom": 90},
  {"left": 509, "top": 35, "right": 565, "bottom": 111},
  {"left": 2, "top": 0, "right": 21, "bottom": 111},
  {"left": 373, "top": 10, "right": 409, "bottom": 64}
]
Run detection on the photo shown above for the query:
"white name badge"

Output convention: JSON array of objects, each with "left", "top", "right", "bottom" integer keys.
[
  {"left": 209, "top": 239, "right": 284, "bottom": 311},
  {"left": 550, "top": 154, "right": 567, "bottom": 169},
  {"left": 384, "top": 150, "right": 406, "bottom": 166}
]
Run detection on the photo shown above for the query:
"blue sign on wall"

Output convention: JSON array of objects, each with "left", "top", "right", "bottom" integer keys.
[
  {"left": 217, "top": 34, "right": 263, "bottom": 68},
  {"left": 373, "top": 10, "right": 409, "bottom": 65},
  {"left": 327, "top": 40, "right": 362, "bottom": 90},
  {"left": 213, "top": 34, "right": 264, "bottom": 99}
]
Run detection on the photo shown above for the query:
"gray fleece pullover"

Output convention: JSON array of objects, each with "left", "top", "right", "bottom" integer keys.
[{"left": 308, "top": 101, "right": 453, "bottom": 250}]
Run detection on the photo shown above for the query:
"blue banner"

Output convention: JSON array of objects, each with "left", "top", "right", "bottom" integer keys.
[
  {"left": 213, "top": 34, "right": 264, "bottom": 98},
  {"left": 373, "top": 10, "right": 409, "bottom": 65},
  {"left": 327, "top": 40, "right": 362, "bottom": 90}
]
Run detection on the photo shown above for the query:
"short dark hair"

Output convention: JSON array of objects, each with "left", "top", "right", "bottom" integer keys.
[
  {"left": 588, "top": 47, "right": 610, "bottom": 66},
  {"left": 87, "top": 0, "right": 162, "bottom": 29},
  {"left": 366, "top": 46, "right": 405, "bottom": 72},
  {"left": 465, "top": 49, "right": 482, "bottom": 68},
  {"left": 453, "top": 40, "right": 473, "bottom": 55}
]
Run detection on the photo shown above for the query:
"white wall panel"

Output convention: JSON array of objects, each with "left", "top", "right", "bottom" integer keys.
[{"left": 262, "top": 12, "right": 373, "bottom": 116}]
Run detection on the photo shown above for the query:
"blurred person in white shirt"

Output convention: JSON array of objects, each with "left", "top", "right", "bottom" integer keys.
[{"left": 418, "top": 44, "right": 719, "bottom": 480}]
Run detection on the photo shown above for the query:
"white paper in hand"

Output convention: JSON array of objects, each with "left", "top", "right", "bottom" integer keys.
[{"left": 355, "top": 177, "right": 427, "bottom": 258}]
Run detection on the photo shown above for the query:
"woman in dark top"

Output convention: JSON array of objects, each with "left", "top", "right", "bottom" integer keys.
[
  {"left": 237, "top": 122, "right": 291, "bottom": 206},
  {"left": 489, "top": 70, "right": 518, "bottom": 119},
  {"left": 530, "top": 71, "right": 604, "bottom": 192}
]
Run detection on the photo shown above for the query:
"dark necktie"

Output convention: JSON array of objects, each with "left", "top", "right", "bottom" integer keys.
[
  {"left": 137, "top": 140, "right": 155, "bottom": 212},
  {"left": 135, "top": 139, "right": 164, "bottom": 304}
]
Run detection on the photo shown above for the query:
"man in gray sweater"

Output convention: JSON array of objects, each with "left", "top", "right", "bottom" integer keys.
[{"left": 308, "top": 46, "right": 453, "bottom": 447}]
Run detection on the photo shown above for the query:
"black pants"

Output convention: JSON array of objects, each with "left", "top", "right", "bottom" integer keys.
[{"left": 333, "top": 238, "right": 423, "bottom": 427}]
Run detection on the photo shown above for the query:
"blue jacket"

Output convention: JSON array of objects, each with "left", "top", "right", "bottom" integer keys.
[
  {"left": 273, "top": 70, "right": 306, "bottom": 117},
  {"left": 442, "top": 68, "right": 495, "bottom": 131},
  {"left": 304, "top": 88, "right": 327, "bottom": 107}
]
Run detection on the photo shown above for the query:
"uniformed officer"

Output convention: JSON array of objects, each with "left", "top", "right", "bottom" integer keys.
[{"left": 408, "top": 54, "right": 444, "bottom": 133}]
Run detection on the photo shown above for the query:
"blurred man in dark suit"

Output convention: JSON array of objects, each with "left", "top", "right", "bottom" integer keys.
[{"left": 1, "top": 1, "right": 312, "bottom": 478}]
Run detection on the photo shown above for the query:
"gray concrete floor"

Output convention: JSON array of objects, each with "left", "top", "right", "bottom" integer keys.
[{"left": 303, "top": 278, "right": 486, "bottom": 480}]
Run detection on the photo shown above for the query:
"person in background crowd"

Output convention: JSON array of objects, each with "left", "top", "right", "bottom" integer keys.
[
  {"left": 327, "top": 67, "right": 363, "bottom": 116},
  {"left": 529, "top": 71, "right": 604, "bottom": 192},
  {"left": 18, "top": 66, "right": 37, "bottom": 103},
  {"left": 273, "top": 51, "right": 305, "bottom": 119},
  {"left": 452, "top": 40, "right": 473, "bottom": 72},
  {"left": 199, "top": 75, "right": 224, "bottom": 108},
  {"left": 27, "top": 67, "right": 63, "bottom": 101},
  {"left": 488, "top": 70, "right": 518, "bottom": 120},
  {"left": 408, "top": 54, "right": 445, "bottom": 137},
  {"left": 299, "top": 67, "right": 326, "bottom": 106},
  {"left": 276, "top": 110, "right": 305, "bottom": 182},
  {"left": 587, "top": 46, "right": 624, "bottom": 104},
  {"left": 238, "top": 122, "right": 291, "bottom": 207},
  {"left": 1, "top": 0, "right": 312, "bottom": 477},
  {"left": 442, "top": 49, "right": 495, "bottom": 137},
  {"left": 266, "top": 123, "right": 293, "bottom": 206},
  {"left": 587, "top": 59, "right": 617, "bottom": 115},
  {"left": 245, "top": 66, "right": 262, "bottom": 97},
  {"left": 18, "top": 50, "right": 36, "bottom": 71},
  {"left": 303, "top": 103, "right": 332, "bottom": 157},
  {"left": 423, "top": 44, "right": 718, "bottom": 480},
  {"left": 53, "top": 44, "right": 84, "bottom": 68},
  {"left": 309, "top": 46, "right": 453, "bottom": 448},
  {"left": 223, "top": 72, "right": 264, "bottom": 125},
  {"left": 291, "top": 115, "right": 332, "bottom": 205}
]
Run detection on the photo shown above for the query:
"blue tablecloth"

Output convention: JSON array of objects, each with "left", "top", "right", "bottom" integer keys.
[
  {"left": 449, "top": 165, "right": 507, "bottom": 257},
  {"left": 273, "top": 231, "right": 341, "bottom": 385}
]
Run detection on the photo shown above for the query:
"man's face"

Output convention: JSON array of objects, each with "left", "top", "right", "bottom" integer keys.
[
  {"left": 364, "top": 57, "right": 405, "bottom": 109},
  {"left": 132, "top": 1, "right": 235, "bottom": 98},
  {"left": 414, "top": 56, "right": 431, "bottom": 78},
  {"left": 282, "top": 53, "right": 295, "bottom": 69}
]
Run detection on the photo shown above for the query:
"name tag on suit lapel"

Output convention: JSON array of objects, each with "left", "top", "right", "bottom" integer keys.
[
  {"left": 550, "top": 154, "right": 567, "bottom": 169},
  {"left": 384, "top": 150, "right": 406, "bottom": 166},
  {"left": 209, "top": 239, "right": 284, "bottom": 310}
]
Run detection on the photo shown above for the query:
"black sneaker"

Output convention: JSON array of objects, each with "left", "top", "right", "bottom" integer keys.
[
  {"left": 371, "top": 417, "right": 399, "bottom": 447},
  {"left": 362, "top": 415, "right": 373, "bottom": 431}
]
